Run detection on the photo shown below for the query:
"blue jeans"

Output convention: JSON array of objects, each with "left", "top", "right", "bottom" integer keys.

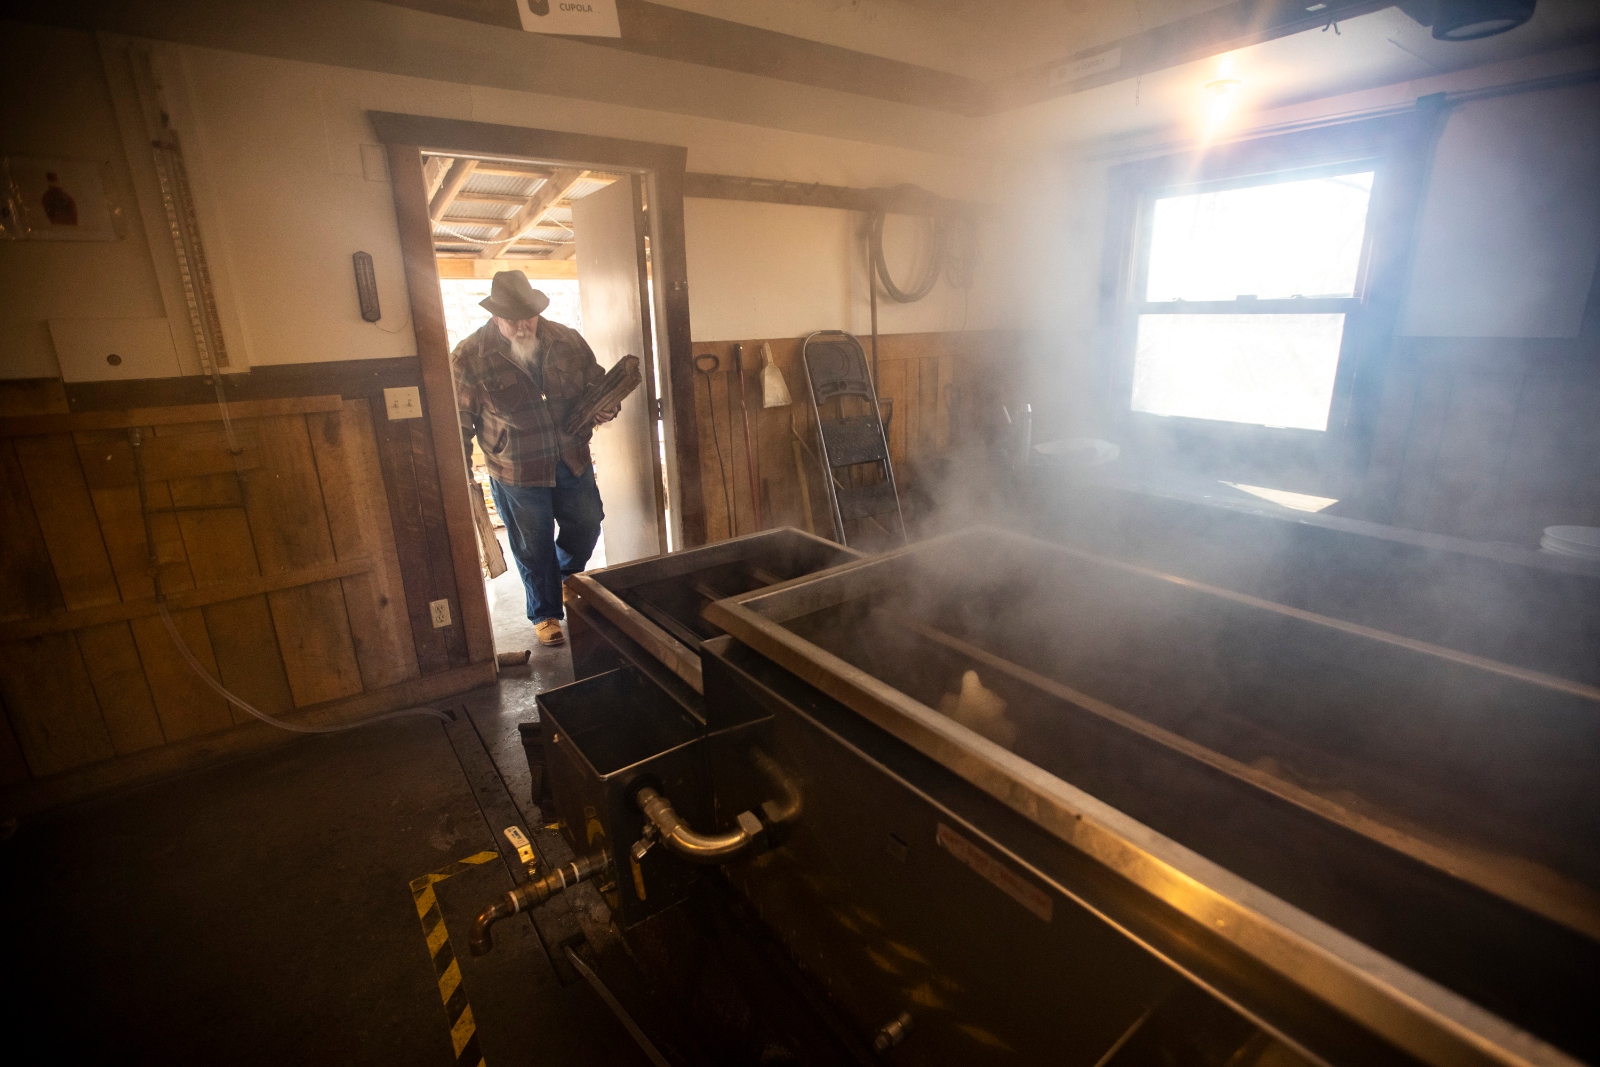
[{"left": 489, "top": 464, "right": 604, "bottom": 623}]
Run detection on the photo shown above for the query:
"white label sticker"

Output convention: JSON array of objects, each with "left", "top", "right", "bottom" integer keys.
[
  {"left": 516, "top": 0, "right": 621, "bottom": 38},
  {"left": 504, "top": 825, "right": 536, "bottom": 866}
]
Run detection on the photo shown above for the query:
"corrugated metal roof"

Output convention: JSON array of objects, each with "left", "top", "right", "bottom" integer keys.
[
  {"left": 519, "top": 226, "right": 576, "bottom": 246},
  {"left": 432, "top": 221, "right": 501, "bottom": 241},
  {"left": 465, "top": 173, "right": 547, "bottom": 198},
  {"left": 443, "top": 202, "right": 518, "bottom": 222},
  {"left": 565, "top": 177, "right": 615, "bottom": 200}
]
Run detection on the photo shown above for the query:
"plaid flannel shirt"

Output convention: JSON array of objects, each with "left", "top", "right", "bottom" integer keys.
[{"left": 453, "top": 318, "right": 606, "bottom": 487}]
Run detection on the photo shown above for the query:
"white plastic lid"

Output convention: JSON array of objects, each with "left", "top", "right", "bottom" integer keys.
[{"left": 1543, "top": 526, "right": 1600, "bottom": 550}]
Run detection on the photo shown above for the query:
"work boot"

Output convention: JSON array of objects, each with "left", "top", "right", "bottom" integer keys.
[{"left": 534, "top": 618, "right": 565, "bottom": 647}]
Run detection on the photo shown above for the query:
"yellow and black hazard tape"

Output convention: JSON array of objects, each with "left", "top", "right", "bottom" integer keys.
[{"left": 410, "top": 850, "right": 498, "bottom": 1067}]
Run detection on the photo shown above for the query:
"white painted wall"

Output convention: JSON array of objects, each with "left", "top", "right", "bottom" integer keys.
[
  {"left": 0, "top": 25, "right": 168, "bottom": 379},
  {"left": 985, "top": 44, "right": 1600, "bottom": 437},
  {"left": 682, "top": 198, "right": 993, "bottom": 341},
  {"left": 174, "top": 46, "right": 987, "bottom": 362},
  {"left": 0, "top": 21, "right": 994, "bottom": 379},
  {"left": 1403, "top": 81, "right": 1600, "bottom": 338}
]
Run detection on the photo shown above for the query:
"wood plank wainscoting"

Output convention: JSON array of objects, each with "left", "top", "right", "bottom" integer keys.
[
  {"left": 686, "top": 330, "right": 1023, "bottom": 541},
  {"left": 0, "top": 362, "right": 495, "bottom": 815}
]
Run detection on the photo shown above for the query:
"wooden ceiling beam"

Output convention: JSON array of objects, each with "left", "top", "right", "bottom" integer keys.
[
  {"left": 454, "top": 190, "right": 534, "bottom": 206},
  {"left": 428, "top": 158, "right": 477, "bottom": 223},
  {"left": 982, "top": 0, "right": 1390, "bottom": 113},
  {"left": 478, "top": 168, "right": 588, "bottom": 260},
  {"left": 470, "top": 162, "right": 554, "bottom": 179},
  {"left": 379, "top": 0, "right": 1388, "bottom": 117},
  {"left": 682, "top": 172, "right": 978, "bottom": 218},
  {"left": 437, "top": 257, "right": 578, "bottom": 280},
  {"left": 422, "top": 155, "right": 452, "bottom": 201}
]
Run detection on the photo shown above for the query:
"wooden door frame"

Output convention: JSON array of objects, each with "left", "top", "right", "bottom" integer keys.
[{"left": 372, "top": 113, "right": 707, "bottom": 659}]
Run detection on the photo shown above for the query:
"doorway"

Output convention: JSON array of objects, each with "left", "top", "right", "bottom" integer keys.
[{"left": 424, "top": 152, "right": 673, "bottom": 632}]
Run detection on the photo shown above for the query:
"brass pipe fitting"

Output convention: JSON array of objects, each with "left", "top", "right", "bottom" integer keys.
[
  {"left": 633, "top": 784, "right": 765, "bottom": 863},
  {"left": 469, "top": 849, "right": 609, "bottom": 956}
]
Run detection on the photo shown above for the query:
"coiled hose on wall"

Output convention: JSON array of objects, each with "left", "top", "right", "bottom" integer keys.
[
  {"left": 864, "top": 186, "right": 980, "bottom": 385},
  {"left": 866, "top": 186, "right": 980, "bottom": 303}
]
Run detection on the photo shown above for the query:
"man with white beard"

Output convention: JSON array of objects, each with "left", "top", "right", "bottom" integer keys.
[{"left": 453, "top": 270, "right": 617, "bottom": 647}]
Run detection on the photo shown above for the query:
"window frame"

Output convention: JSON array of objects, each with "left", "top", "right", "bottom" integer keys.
[{"left": 1100, "top": 119, "right": 1400, "bottom": 495}]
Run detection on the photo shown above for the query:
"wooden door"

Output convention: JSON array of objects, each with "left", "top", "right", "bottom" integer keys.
[{"left": 574, "top": 175, "right": 664, "bottom": 565}]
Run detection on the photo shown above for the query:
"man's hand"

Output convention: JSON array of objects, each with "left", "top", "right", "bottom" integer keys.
[{"left": 592, "top": 403, "right": 621, "bottom": 426}]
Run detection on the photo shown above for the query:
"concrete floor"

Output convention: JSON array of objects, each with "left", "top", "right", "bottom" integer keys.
[{"left": 1, "top": 539, "right": 653, "bottom": 1065}]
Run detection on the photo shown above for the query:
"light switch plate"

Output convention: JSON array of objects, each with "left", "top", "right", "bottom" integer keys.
[
  {"left": 429, "top": 599, "right": 452, "bottom": 628},
  {"left": 385, "top": 386, "right": 423, "bottom": 420}
]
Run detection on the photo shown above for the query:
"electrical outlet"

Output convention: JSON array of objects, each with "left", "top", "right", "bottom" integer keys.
[
  {"left": 429, "top": 599, "right": 452, "bottom": 628},
  {"left": 385, "top": 386, "right": 423, "bottom": 420}
]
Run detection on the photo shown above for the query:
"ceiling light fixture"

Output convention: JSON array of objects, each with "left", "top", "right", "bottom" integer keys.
[{"left": 1399, "top": 0, "right": 1537, "bottom": 41}]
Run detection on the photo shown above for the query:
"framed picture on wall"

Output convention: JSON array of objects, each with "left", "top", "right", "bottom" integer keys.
[{"left": 1, "top": 156, "right": 118, "bottom": 241}]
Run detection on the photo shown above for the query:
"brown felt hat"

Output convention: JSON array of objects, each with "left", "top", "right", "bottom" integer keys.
[{"left": 479, "top": 270, "right": 550, "bottom": 320}]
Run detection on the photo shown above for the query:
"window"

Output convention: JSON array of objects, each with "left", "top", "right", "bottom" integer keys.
[{"left": 1130, "top": 168, "right": 1375, "bottom": 432}]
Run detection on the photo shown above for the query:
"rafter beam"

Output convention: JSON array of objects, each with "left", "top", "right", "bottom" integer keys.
[
  {"left": 380, "top": 0, "right": 1388, "bottom": 118},
  {"left": 428, "top": 158, "right": 477, "bottom": 223},
  {"left": 454, "top": 190, "right": 534, "bottom": 206},
  {"left": 478, "top": 168, "right": 587, "bottom": 260},
  {"left": 422, "top": 156, "right": 452, "bottom": 201},
  {"left": 470, "top": 162, "right": 554, "bottom": 179}
]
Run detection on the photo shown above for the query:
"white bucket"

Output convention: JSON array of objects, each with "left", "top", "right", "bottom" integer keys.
[{"left": 1540, "top": 526, "right": 1600, "bottom": 559}]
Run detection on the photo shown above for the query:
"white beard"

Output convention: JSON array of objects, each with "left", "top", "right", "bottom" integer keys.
[{"left": 508, "top": 334, "right": 538, "bottom": 365}]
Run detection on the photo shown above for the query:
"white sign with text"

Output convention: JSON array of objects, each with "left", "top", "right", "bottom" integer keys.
[{"left": 516, "top": 0, "right": 621, "bottom": 38}]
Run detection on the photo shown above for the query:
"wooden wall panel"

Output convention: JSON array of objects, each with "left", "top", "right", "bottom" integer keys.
[
  {"left": 88, "top": 473, "right": 196, "bottom": 601},
  {"left": 13, "top": 434, "right": 120, "bottom": 610},
  {"left": 0, "top": 378, "right": 69, "bottom": 418},
  {"left": 371, "top": 401, "right": 470, "bottom": 675},
  {"left": 0, "top": 383, "right": 492, "bottom": 805},
  {"left": 243, "top": 414, "right": 365, "bottom": 705},
  {"left": 371, "top": 401, "right": 451, "bottom": 675},
  {"left": 0, "top": 712, "right": 30, "bottom": 787},
  {"left": 268, "top": 581, "right": 364, "bottom": 707},
  {"left": 246, "top": 415, "right": 339, "bottom": 573},
  {"left": 684, "top": 331, "right": 1020, "bottom": 545},
  {"left": 0, "top": 440, "right": 65, "bottom": 622},
  {"left": 204, "top": 597, "right": 297, "bottom": 723},
  {"left": 165, "top": 456, "right": 295, "bottom": 727},
  {"left": 170, "top": 473, "right": 254, "bottom": 585},
  {"left": 129, "top": 609, "right": 233, "bottom": 743},
  {"left": 74, "top": 425, "right": 260, "bottom": 490},
  {"left": 204, "top": 598, "right": 299, "bottom": 723},
  {"left": 308, "top": 404, "right": 419, "bottom": 691},
  {"left": 0, "top": 633, "right": 114, "bottom": 776},
  {"left": 409, "top": 419, "right": 471, "bottom": 669},
  {"left": 76, "top": 622, "right": 165, "bottom": 755}
]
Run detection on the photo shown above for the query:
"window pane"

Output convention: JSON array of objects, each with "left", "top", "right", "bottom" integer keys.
[
  {"left": 1146, "top": 172, "right": 1373, "bottom": 301},
  {"left": 1131, "top": 314, "right": 1346, "bottom": 430}
]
